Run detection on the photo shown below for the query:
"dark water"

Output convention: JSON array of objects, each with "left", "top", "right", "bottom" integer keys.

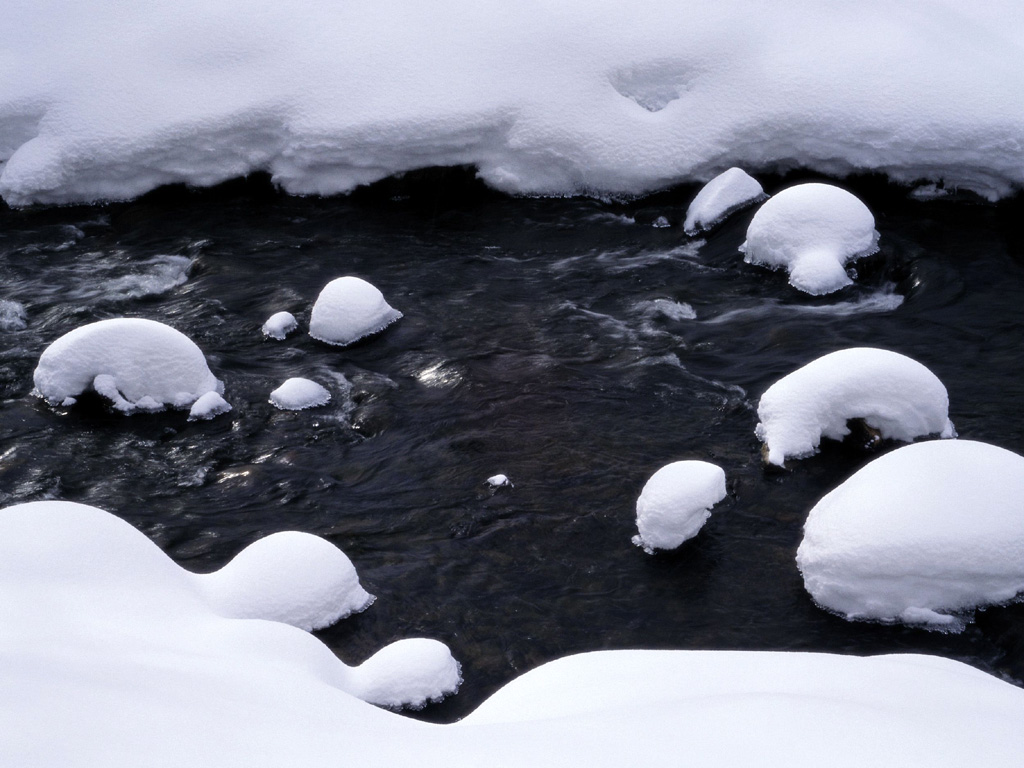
[{"left": 1, "top": 170, "right": 1023, "bottom": 722}]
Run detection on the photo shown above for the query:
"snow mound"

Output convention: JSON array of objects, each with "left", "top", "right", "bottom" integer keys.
[
  {"left": 756, "top": 347, "right": 955, "bottom": 467},
  {"left": 198, "top": 531, "right": 374, "bottom": 631},
  {"left": 188, "top": 391, "right": 232, "bottom": 421},
  {"left": 262, "top": 311, "right": 298, "bottom": 340},
  {"left": 0, "top": 300, "right": 28, "bottom": 331},
  {"left": 309, "top": 277, "right": 402, "bottom": 347},
  {"left": 632, "top": 460, "right": 726, "bottom": 553},
  {"left": 740, "top": 184, "right": 879, "bottom": 295},
  {"left": 348, "top": 638, "right": 463, "bottom": 710},
  {"left": 683, "top": 168, "right": 765, "bottom": 235},
  {"left": 486, "top": 474, "right": 513, "bottom": 488},
  {"left": 270, "top": 377, "right": 331, "bottom": 410},
  {"left": 33, "top": 318, "right": 222, "bottom": 413},
  {"left": 797, "top": 440, "right": 1024, "bottom": 630}
]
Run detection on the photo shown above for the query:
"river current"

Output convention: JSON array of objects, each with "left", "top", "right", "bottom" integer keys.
[{"left": 1, "top": 170, "right": 1022, "bottom": 721}]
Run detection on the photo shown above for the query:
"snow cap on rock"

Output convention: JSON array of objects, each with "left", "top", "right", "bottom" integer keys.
[
  {"left": 309, "top": 277, "right": 402, "bottom": 347},
  {"left": 633, "top": 460, "right": 726, "bottom": 553}
]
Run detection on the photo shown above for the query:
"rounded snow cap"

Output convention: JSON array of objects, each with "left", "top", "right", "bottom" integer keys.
[
  {"left": 684, "top": 167, "right": 765, "bottom": 235},
  {"left": 740, "top": 183, "right": 879, "bottom": 295},
  {"left": 261, "top": 311, "right": 298, "bottom": 340},
  {"left": 269, "top": 377, "right": 331, "bottom": 410},
  {"left": 632, "top": 460, "right": 727, "bottom": 553},
  {"left": 309, "top": 276, "right": 402, "bottom": 347}
]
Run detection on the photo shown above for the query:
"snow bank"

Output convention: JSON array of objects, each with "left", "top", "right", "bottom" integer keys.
[
  {"left": 2, "top": 2, "right": 1023, "bottom": 206},
  {"left": 756, "top": 348, "right": 954, "bottom": 467},
  {"left": 798, "top": 440, "right": 1024, "bottom": 630},
  {"left": 683, "top": 168, "right": 765, "bottom": 235},
  {"left": 740, "top": 184, "right": 879, "bottom": 295},
  {"left": 270, "top": 377, "right": 331, "bottom": 410},
  {"left": 33, "top": 318, "right": 222, "bottom": 413},
  {"left": 262, "top": 311, "right": 298, "bottom": 340},
  {"left": 2, "top": 500, "right": 1024, "bottom": 766},
  {"left": 632, "top": 461, "right": 727, "bottom": 553},
  {"left": 309, "top": 277, "right": 402, "bottom": 347}
]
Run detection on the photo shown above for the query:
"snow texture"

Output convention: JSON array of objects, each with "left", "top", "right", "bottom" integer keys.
[
  {"left": 309, "top": 277, "right": 402, "bottom": 347},
  {"left": 188, "top": 391, "right": 232, "bottom": 421},
  {"left": 740, "top": 183, "right": 879, "bottom": 294},
  {"left": 486, "top": 474, "right": 513, "bottom": 488},
  {"left": 756, "top": 347, "right": 955, "bottom": 467},
  {"left": 262, "top": 311, "right": 298, "bottom": 340},
  {"left": 633, "top": 460, "right": 727, "bottom": 553},
  {"left": 797, "top": 440, "right": 1024, "bottom": 630},
  {"left": 2, "top": 2, "right": 1023, "bottom": 207},
  {"left": 683, "top": 168, "right": 765, "bottom": 234},
  {"left": 270, "top": 377, "right": 331, "bottom": 410},
  {"left": 33, "top": 318, "right": 223, "bottom": 413}
]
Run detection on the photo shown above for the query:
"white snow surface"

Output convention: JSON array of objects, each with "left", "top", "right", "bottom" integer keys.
[
  {"left": 33, "top": 318, "right": 223, "bottom": 413},
  {"left": 2, "top": 500, "right": 1023, "bottom": 768},
  {"left": 270, "top": 377, "right": 331, "bottom": 410},
  {"left": 2, "top": 2, "right": 1023, "bottom": 207},
  {"left": 633, "top": 460, "right": 726, "bottom": 553},
  {"left": 797, "top": 440, "right": 1024, "bottom": 630},
  {"left": 261, "top": 311, "right": 298, "bottom": 340},
  {"left": 188, "top": 390, "right": 232, "bottom": 421},
  {"left": 741, "top": 183, "right": 880, "bottom": 295},
  {"left": 683, "top": 168, "right": 766, "bottom": 234},
  {"left": 309, "top": 277, "right": 402, "bottom": 347},
  {"left": 486, "top": 474, "right": 513, "bottom": 488},
  {"left": 756, "top": 347, "right": 955, "bottom": 466}
]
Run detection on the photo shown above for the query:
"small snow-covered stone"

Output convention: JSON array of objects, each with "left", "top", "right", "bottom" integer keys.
[
  {"left": 797, "top": 440, "right": 1024, "bottom": 630},
  {"left": 261, "top": 311, "right": 298, "bottom": 340},
  {"left": 756, "top": 347, "right": 955, "bottom": 467},
  {"left": 309, "top": 276, "right": 402, "bottom": 347},
  {"left": 632, "top": 460, "right": 726, "bottom": 553},
  {"left": 684, "top": 168, "right": 765, "bottom": 235},
  {"left": 740, "top": 183, "right": 879, "bottom": 295},
  {"left": 486, "top": 474, "right": 513, "bottom": 488},
  {"left": 269, "top": 378, "right": 331, "bottom": 410},
  {"left": 33, "top": 318, "right": 222, "bottom": 414},
  {"left": 349, "top": 638, "right": 463, "bottom": 710},
  {"left": 188, "top": 391, "right": 232, "bottom": 421}
]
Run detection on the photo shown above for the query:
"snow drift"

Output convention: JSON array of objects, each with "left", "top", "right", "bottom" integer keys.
[{"left": 2, "top": 1, "right": 1023, "bottom": 206}]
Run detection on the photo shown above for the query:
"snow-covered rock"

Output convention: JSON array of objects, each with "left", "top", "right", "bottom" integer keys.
[
  {"left": 632, "top": 460, "right": 726, "bottom": 553},
  {"left": 198, "top": 531, "right": 374, "bottom": 631},
  {"left": 756, "top": 348, "right": 955, "bottom": 467},
  {"left": 683, "top": 168, "right": 765, "bottom": 234},
  {"left": 347, "top": 638, "right": 463, "bottom": 710},
  {"left": 486, "top": 474, "right": 513, "bottom": 488},
  {"left": 797, "top": 440, "right": 1024, "bottom": 630},
  {"left": 3, "top": 3, "right": 1023, "bottom": 207},
  {"left": 309, "top": 277, "right": 402, "bottom": 347},
  {"left": 33, "top": 318, "right": 222, "bottom": 413},
  {"left": 261, "top": 311, "right": 298, "bottom": 340},
  {"left": 270, "top": 377, "right": 331, "bottom": 410},
  {"left": 740, "top": 183, "right": 879, "bottom": 295},
  {"left": 187, "top": 391, "right": 232, "bottom": 421}
]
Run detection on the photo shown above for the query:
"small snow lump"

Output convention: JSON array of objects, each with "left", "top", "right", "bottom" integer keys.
[
  {"left": 309, "top": 276, "right": 402, "bottom": 347},
  {"left": 633, "top": 460, "right": 726, "bottom": 553},
  {"left": 348, "top": 638, "right": 463, "bottom": 710},
  {"left": 740, "top": 183, "right": 879, "bottom": 294},
  {"left": 187, "top": 391, "right": 232, "bottom": 422},
  {"left": 270, "top": 378, "right": 331, "bottom": 410},
  {"left": 684, "top": 168, "right": 765, "bottom": 234},
  {"left": 261, "top": 311, "right": 298, "bottom": 340}
]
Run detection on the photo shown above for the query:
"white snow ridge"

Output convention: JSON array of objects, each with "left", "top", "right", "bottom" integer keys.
[
  {"left": 309, "top": 277, "right": 402, "bottom": 347},
  {"left": 633, "top": 460, "right": 726, "bottom": 553},
  {"left": 683, "top": 168, "right": 765, "bottom": 235},
  {"left": 797, "top": 440, "right": 1024, "bottom": 631},
  {"left": 740, "top": 183, "right": 879, "bottom": 295},
  {"left": 33, "top": 318, "right": 223, "bottom": 413},
  {"left": 756, "top": 348, "right": 954, "bottom": 467}
]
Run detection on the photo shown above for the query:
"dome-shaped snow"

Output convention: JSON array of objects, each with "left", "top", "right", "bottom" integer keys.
[
  {"left": 683, "top": 168, "right": 765, "bottom": 235},
  {"left": 269, "top": 377, "right": 331, "bottom": 410},
  {"left": 347, "top": 638, "right": 463, "bottom": 710},
  {"left": 632, "top": 460, "right": 727, "bottom": 553},
  {"left": 740, "top": 183, "right": 879, "bottom": 295},
  {"left": 756, "top": 347, "right": 954, "bottom": 467},
  {"left": 262, "top": 311, "right": 298, "bottom": 340},
  {"left": 33, "top": 318, "right": 222, "bottom": 413},
  {"left": 797, "top": 440, "right": 1024, "bottom": 630},
  {"left": 187, "top": 391, "right": 232, "bottom": 422},
  {"left": 309, "top": 276, "right": 402, "bottom": 347},
  {"left": 197, "top": 531, "right": 374, "bottom": 631}
]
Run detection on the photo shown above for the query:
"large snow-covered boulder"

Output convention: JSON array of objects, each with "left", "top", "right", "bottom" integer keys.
[
  {"left": 632, "top": 461, "right": 727, "bottom": 553},
  {"left": 756, "top": 347, "right": 954, "bottom": 467},
  {"left": 33, "top": 318, "right": 223, "bottom": 413},
  {"left": 309, "top": 277, "right": 402, "bottom": 347},
  {"left": 683, "top": 168, "right": 765, "bottom": 235},
  {"left": 797, "top": 440, "right": 1024, "bottom": 630},
  {"left": 740, "top": 183, "right": 879, "bottom": 295}
]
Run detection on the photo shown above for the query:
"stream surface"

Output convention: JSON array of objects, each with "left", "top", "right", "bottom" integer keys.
[{"left": 1, "top": 170, "right": 1023, "bottom": 721}]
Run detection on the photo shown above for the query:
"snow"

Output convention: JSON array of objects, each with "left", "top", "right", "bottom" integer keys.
[
  {"left": 740, "top": 183, "right": 880, "bottom": 295},
  {"left": 683, "top": 168, "right": 765, "bottom": 235},
  {"left": 33, "top": 318, "right": 223, "bottom": 413},
  {"left": 797, "top": 440, "right": 1024, "bottom": 630},
  {"left": 0, "top": 300, "right": 28, "bottom": 331},
  {"left": 756, "top": 347, "right": 955, "bottom": 467},
  {"left": 188, "top": 390, "right": 232, "bottom": 421},
  {"left": 261, "top": 311, "right": 298, "bottom": 340},
  {"left": 486, "top": 474, "right": 513, "bottom": 488},
  {"left": 309, "top": 277, "right": 402, "bottom": 347},
  {"left": 2, "top": 2, "right": 1024, "bottom": 206},
  {"left": 3, "top": 499, "right": 1023, "bottom": 768},
  {"left": 632, "top": 461, "right": 727, "bottom": 553},
  {"left": 269, "top": 377, "right": 331, "bottom": 410}
]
